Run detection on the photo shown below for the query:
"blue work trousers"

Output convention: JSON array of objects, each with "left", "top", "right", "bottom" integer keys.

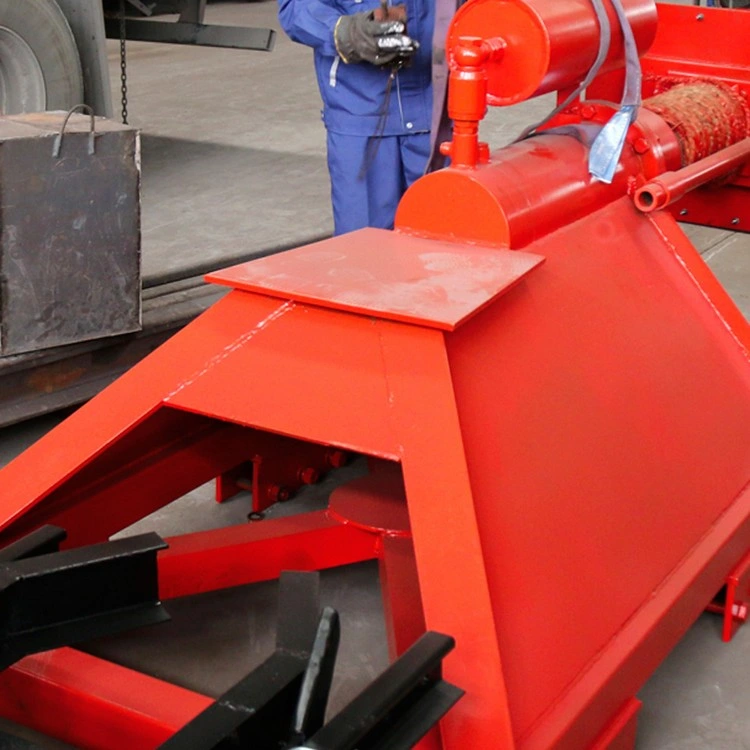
[{"left": 326, "top": 131, "right": 431, "bottom": 236}]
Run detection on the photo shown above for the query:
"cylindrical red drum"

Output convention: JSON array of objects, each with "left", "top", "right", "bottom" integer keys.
[{"left": 446, "top": 0, "right": 658, "bottom": 105}]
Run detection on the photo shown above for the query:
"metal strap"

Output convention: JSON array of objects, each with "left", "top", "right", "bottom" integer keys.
[{"left": 588, "top": 0, "right": 642, "bottom": 182}]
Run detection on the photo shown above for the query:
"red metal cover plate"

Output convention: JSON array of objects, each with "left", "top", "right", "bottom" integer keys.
[{"left": 206, "top": 228, "right": 544, "bottom": 331}]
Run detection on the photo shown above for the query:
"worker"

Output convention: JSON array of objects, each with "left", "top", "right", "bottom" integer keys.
[{"left": 278, "top": 0, "right": 445, "bottom": 235}]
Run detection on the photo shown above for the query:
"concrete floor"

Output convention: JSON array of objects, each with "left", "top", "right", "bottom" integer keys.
[{"left": 0, "top": 0, "right": 749, "bottom": 747}]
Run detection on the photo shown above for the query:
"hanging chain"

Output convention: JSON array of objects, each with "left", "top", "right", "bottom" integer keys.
[{"left": 119, "top": 0, "right": 129, "bottom": 125}]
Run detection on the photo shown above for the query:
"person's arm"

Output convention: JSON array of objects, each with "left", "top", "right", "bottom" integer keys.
[{"left": 278, "top": 0, "right": 341, "bottom": 57}]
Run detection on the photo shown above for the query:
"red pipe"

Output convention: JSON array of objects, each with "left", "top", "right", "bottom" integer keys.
[{"left": 635, "top": 138, "right": 750, "bottom": 213}]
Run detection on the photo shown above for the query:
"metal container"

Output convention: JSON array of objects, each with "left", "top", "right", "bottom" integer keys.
[{"left": 0, "top": 109, "right": 140, "bottom": 356}]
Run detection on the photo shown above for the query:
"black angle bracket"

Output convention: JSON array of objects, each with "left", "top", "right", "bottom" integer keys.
[
  {"left": 160, "top": 571, "right": 463, "bottom": 750},
  {"left": 160, "top": 571, "right": 340, "bottom": 750},
  {"left": 0, "top": 525, "right": 169, "bottom": 671},
  {"left": 301, "top": 631, "right": 463, "bottom": 750},
  {"left": 103, "top": 15, "right": 276, "bottom": 51}
]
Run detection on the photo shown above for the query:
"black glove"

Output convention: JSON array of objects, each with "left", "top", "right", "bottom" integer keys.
[{"left": 334, "top": 11, "right": 419, "bottom": 66}]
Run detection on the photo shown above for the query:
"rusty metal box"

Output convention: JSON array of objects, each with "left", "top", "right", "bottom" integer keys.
[{"left": 0, "top": 111, "right": 140, "bottom": 356}]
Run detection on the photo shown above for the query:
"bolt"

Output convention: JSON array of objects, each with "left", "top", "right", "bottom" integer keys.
[
  {"left": 633, "top": 138, "right": 649, "bottom": 155},
  {"left": 267, "top": 484, "right": 292, "bottom": 503},
  {"left": 580, "top": 104, "right": 596, "bottom": 120},
  {"left": 680, "top": 209, "right": 689, "bottom": 217},
  {"left": 326, "top": 450, "right": 349, "bottom": 469},
  {"left": 696, "top": 13, "right": 704, "bottom": 20},
  {"left": 731, "top": 217, "right": 740, "bottom": 225},
  {"left": 248, "top": 511, "right": 265, "bottom": 522},
  {"left": 298, "top": 467, "right": 320, "bottom": 485}
]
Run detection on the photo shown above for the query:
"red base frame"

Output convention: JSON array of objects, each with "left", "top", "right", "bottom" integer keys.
[
  {"left": 706, "top": 549, "right": 750, "bottom": 642},
  {"left": 0, "top": 506, "right": 667, "bottom": 750},
  {"left": 0, "top": 506, "right": 429, "bottom": 750}
]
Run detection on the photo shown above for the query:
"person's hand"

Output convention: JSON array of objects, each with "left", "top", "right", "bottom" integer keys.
[{"left": 334, "top": 8, "right": 418, "bottom": 67}]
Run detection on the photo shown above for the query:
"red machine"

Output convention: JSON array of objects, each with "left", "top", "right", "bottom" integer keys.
[{"left": 0, "top": 1, "right": 747, "bottom": 748}]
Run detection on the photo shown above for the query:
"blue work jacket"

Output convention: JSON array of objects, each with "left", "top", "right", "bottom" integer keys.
[{"left": 278, "top": 0, "right": 435, "bottom": 137}]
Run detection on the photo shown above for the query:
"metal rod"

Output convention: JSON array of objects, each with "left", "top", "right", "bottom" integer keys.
[{"left": 635, "top": 137, "right": 750, "bottom": 213}]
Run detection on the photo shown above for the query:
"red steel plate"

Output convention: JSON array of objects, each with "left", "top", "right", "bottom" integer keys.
[{"left": 207, "top": 228, "right": 544, "bottom": 331}]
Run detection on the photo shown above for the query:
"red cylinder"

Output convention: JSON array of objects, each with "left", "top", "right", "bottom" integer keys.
[
  {"left": 446, "top": 0, "right": 658, "bottom": 105},
  {"left": 396, "top": 116, "right": 680, "bottom": 249}
]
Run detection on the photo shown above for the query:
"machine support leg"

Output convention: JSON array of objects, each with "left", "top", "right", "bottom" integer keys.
[
  {"left": 378, "top": 535, "right": 426, "bottom": 661},
  {"left": 380, "top": 324, "right": 516, "bottom": 749},
  {"left": 706, "top": 548, "right": 750, "bottom": 641},
  {"left": 589, "top": 699, "right": 641, "bottom": 750}
]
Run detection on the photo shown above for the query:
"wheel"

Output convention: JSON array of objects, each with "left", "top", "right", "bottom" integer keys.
[{"left": 0, "top": 0, "right": 83, "bottom": 114}]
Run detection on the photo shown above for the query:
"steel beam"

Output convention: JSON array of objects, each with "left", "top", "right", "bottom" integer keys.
[
  {"left": 104, "top": 18, "right": 275, "bottom": 51},
  {"left": 158, "top": 511, "right": 380, "bottom": 600},
  {"left": 0, "top": 530, "right": 168, "bottom": 671},
  {"left": 0, "top": 648, "right": 212, "bottom": 749}
]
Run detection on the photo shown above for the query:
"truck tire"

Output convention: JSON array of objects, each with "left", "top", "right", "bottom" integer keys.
[{"left": 0, "top": 0, "right": 83, "bottom": 114}]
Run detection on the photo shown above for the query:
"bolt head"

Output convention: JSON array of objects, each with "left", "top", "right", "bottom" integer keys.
[
  {"left": 326, "top": 450, "right": 349, "bottom": 469},
  {"left": 267, "top": 484, "right": 292, "bottom": 502},
  {"left": 298, "top": 467, "right": 320, "bottom": 485},
  {"left": 580, "top": 104, "right": 596, "bottom": 120}
]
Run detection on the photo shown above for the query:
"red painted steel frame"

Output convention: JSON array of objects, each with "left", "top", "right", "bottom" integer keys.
[
  {"left": 0, "top": 230, "right": 527, "bottom": 749},
  {"left": 0, "top": 9, "right": 747, "bottom": 746},
  {"left": 0, "top": 205, "right": 744, "bottom": 749},
  {"left": 0, "top": 648, "right": 212, "bottom": 749},
  {"left": 159, "top": 510, "right": 379, "bottom": 599}
]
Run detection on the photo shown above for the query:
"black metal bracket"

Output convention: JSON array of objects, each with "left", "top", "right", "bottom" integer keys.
[
  {"left": 104, "top": 6, "right": 276, "bottom": 52},
  {"left": 160, "top": 571, "right": 462, "bottom": 750},
  {"left": 302, "top": 632, "right": 461, "bottom": 750},
  {"left": 0, "top": 526, "right": 169, "bottom": 671}
]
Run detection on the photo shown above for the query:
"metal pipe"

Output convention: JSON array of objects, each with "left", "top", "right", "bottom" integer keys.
[{"left": 634, "top": 137, "right": 750, "bottom": 213}]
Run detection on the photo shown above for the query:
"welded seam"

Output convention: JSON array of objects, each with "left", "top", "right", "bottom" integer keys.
[
  {"left": 166, "top": 300, "right": 295, "bottom": 400},
  {"left": 651, "top": 219, "right": 750, "bottom": 361}
]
